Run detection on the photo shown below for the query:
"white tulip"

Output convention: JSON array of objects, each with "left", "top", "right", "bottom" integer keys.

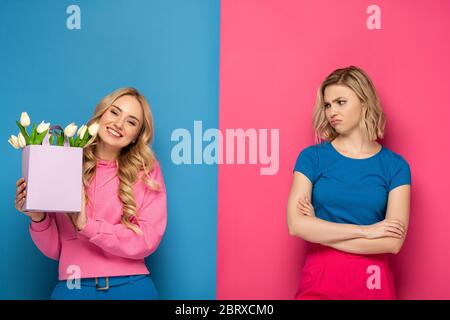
[
  {"left": 77, "top": 125, "right": 87, "bottom": 139},
  {"left": 37, "top": 121, "right": 50, "bottom": 134},
  {"left": 88, "top": 123, "right": 99, "bottom": 136},
  {"left": 18, "top": 132, "right": 26, "bottom": 148},
  {"left": 20, "top": 112, "right": 30, "bottom": 127},
  {"left": 8, "top": 135, "right": 20, "bottom": 149},
  {"left": 64, "top": 123, "right": 78, "bottom": 138}
]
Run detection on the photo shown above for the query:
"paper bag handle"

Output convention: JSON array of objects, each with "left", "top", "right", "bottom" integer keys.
[{"left": 42, "top": 125, "right": 70, "bottom": 147}]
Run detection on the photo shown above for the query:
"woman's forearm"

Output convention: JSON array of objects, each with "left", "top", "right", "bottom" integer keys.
[
  {"left": 324, "top": 237, "right": 401, "bottom": 255},
  {"left": 288, "top": 214, "right": 366, "bottom": 244}
]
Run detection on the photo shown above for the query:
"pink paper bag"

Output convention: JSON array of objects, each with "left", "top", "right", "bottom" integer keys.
[{"left": 22, "top": 135, "right": 83, "bottom": 213}]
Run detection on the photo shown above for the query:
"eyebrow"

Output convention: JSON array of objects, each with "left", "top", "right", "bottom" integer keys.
[
  {"left": 110, "top": 105, "right": 140, "bottom": 123},
  {"left": 323, "top": 97, "right": 347, "bottom": 104}
]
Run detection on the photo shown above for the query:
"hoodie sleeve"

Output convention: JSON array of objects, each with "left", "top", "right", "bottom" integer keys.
[
  {"left": 29, "top": 213, "right": 61, "bottom": 261},
  {"left": 78, "top": 163, "right": 167, "bottom": 260}
]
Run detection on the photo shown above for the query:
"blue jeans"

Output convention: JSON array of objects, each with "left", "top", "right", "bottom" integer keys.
[{"left": 51, "top": 274, "right": 159, "bottom": 300}]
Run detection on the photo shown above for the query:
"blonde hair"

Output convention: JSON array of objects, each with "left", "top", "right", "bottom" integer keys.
[
  {"left": 313, "top": 66, "right": 385, "bottom": 144},
  {"left": 83, "top": 87, "right": 161, "bottom": 235}
]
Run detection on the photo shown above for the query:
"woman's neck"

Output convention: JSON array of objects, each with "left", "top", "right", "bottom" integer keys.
[
  {"left": 95, "top": 143, "right": 120, "bottom": 162},
  {"left": 332, "top": 131, "right": 380, "bottom": 156}
]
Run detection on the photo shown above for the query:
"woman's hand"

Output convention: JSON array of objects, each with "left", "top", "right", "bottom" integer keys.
[
  {"left": 15, "top": 177, "right": 46, "bottom": 222},
  {"left": 297, "top": 197, "right": 315, "bottom": 217},
  {"left": 66, "top": 185, "right": 87, "bottom": 231},
  {"left": 362, "top": 219, "right": 406, "bottom": 239}
]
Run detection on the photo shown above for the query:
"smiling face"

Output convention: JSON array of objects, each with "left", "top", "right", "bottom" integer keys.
[
  {"left": 323, "top": 84, "right": 363, "bottom": 136},
  {"left": 97, "top": 95, "right": 144, "bottom": 154}
]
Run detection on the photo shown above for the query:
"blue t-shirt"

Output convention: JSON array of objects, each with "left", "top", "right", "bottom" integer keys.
[{"left": 294, "top": 141, "right": 411, "bottom": 225}]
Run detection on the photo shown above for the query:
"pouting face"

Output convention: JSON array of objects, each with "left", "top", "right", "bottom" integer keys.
[
  {"left": 323, "top": 84, "right": 363, "bottom": 135},
  {"left": 97, "top": 95, "right": 144, "bottom": 150}
]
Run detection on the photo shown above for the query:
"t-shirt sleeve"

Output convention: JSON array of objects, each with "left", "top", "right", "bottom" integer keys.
[
  {"left": 389, "top": 156, "right": 411, "bottom": 191},
  {"left": 293, "top": 146, "right": 317, "bottom": 184}
]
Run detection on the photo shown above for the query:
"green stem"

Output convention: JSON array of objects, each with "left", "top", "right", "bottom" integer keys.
[
  {"left": 15, "top": 120, "right": 30, "bottom": 144},
  {"left": 34, "top": 129, "right": 49, "bottom": 145},
  {"left": 79, "top": 133, "right": 91, "bottom": 148},
  {"left": 57, "top": 132, "right": 65, "bottom": 146},
  {"left": 29, "top": 124, "right": 37, "bottom": 145}
]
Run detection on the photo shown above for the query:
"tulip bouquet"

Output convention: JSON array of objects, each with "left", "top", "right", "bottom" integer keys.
[
  {"left": 10, "top": 112, "right": 93, "bottom": 213},
  {"left": 8, "top": 112, "right": 99, "bottom": 149}
]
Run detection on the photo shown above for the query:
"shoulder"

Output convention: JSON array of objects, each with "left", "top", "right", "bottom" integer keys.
[
  {"left": 381, "top": 146, "right": 411, "bottom": 190},
  {"left": 380, "top": 146, "right": 410, "bottom": 169},
  {"left": 298, "top": 141, "right": 327, "bottom": 154},
  {"left": 136, "top": 160, "right": 161, "bottom": 177},
  {"left": 294, "top": 142, "right": 329, "bottom": 174},
  {"left": 296, "top": 141, "right": 329, "bottom": 159},
  {"left": 146, "top": 160, "right": 163, "bottom": 178},
  {"left": 136, "top": 161, "right": 165, "bottom": 191}
]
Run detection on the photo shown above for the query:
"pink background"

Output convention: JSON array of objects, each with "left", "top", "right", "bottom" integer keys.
[{"left": 217, "top": 0, "right": 450, "bottom": 299}]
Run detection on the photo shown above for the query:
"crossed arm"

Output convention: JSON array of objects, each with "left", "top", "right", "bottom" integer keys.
[{"left": 287, "top": 172, "right": 410, "bottom": 255}]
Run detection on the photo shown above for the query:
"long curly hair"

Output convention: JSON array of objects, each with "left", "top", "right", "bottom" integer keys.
[
  {"left": 313, "top": 66, "right": 386, "bottom": 144},
  {"left": 83, "top": 87, "right": 160, "bottom": 235}
]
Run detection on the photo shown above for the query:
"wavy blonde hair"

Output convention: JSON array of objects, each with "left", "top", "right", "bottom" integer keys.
[
  {"left": 83, "top": 87, "right": 161, "bottom": 235},
  {"left": 313, "top": 66, "right": 385, "bottom": 144}
]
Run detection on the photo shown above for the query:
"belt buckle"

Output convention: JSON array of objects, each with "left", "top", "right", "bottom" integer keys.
[{"left": 95, "top": 277, "right": 110, "bottom": 291}]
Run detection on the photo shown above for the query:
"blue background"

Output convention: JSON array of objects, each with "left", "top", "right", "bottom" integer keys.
[{"left": 0, "top": 0, "right": 219, "bottom": 299}]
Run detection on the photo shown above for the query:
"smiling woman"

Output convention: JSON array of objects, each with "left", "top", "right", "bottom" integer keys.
[
  {"left": 19, "top": 87, "right": 167, "bottom": 300},
  {"left": 96, "top": 96, "right": 144, "bottom": 161}
]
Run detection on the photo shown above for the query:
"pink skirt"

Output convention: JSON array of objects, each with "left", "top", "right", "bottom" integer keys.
[{"left": 295, "top": 243, "right": 396, "bottom": 300}]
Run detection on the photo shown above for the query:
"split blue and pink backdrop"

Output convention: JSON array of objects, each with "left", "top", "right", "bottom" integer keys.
[{"left": 1, "top": 0, "right": 450, "bottom": 299}]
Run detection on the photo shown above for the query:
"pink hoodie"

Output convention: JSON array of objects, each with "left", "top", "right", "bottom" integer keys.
[{"left": 29, "top": 158, "right": 167, "bottom": 280}]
